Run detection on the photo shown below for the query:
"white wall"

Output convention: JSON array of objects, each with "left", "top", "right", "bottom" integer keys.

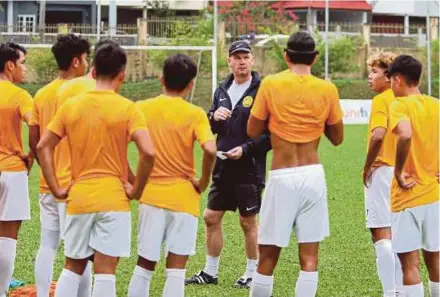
[
  {"left": 370, "top": 0, "right": 439, "bottom": 17},
  {"left": 96, "top": 0, "right": 208, "bottom": 10}
]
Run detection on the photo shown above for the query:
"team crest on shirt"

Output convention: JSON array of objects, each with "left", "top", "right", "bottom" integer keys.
[{"left": 242, "top": 96, "right": 253, "bottom": 108}]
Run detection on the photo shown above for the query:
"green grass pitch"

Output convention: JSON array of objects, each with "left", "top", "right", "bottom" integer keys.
[{"left": 14, "top": 125, "right": 429, "bottom": 297}]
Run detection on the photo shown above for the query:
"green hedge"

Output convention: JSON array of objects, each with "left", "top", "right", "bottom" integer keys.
[{"left": 19, "top": 78, "right": 439, "bottom": 111}]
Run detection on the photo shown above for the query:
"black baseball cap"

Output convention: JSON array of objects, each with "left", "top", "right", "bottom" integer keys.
[{"left": 229, "top": 40, "right": 252, "bottom": 56}]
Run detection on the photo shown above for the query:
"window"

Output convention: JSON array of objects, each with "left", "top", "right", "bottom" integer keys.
[{"left": 17, "top": 15, "right": 36, "bottom": 33}]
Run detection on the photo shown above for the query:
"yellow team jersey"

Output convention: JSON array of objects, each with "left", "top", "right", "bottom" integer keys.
[
  {"left": 30, "top": 79, "right": 67, "bottom": 193},
  {"left": 47, "top": 90, "right": 147, "bottom": 214},
  {"left": 136, "top": 95, "right": 215, "bottom": 217},
  {"left": 251, "top": 71, "right": 343, "bottom": 143},
  {"left": 367, "top": 89, "right": 396, "bottom": 167},
  {"left": 0, "top": 81, "right": 33, "bottom": 171},
  {"left": 54, "top": 76, "right": 96, "bottom": 193},
  {"left": 389, "top": 94, "right": 439, "bottom": 212}
]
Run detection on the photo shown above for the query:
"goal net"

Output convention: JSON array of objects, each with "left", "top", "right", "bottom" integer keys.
[{"left": 20, "top": 44, "right": 217, "bottom": 110}]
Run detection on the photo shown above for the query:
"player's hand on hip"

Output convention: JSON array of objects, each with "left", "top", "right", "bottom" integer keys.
[
  {"left": 362, "top": 166, "right": 378, "bottom": 188},
  {"left": 54, "top": 188, "right": 69, "bottom": 200},
  {"left": 213, "top": 107, "right": 232, "bottom": 121},
  {"left": 437, "top": 172, "right": 439, "bottom": 184},
  {"left": 395, "top": 172, "right": 417, "bottom": 189},
  {"left": 224, "top": 146, "right": 243, "bottom": 160},
  {"left": 190, "top": 177, "right": 209, "bottom": 194},
  {"left": 124, "top": 182, "right": 139, "bottom": 200},
  {"left": 17, "top": 152, "right": 34, "bottom": 174}
]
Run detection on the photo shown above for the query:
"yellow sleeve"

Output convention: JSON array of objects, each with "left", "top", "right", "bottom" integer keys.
[
  {"left": 194, "top": 108, "right": 215, "bottom": 145},
  {"left": 128, "top": 103, "right": 147, "bottom": 136},
  {"left": 18, "top": 90, "right": 33, "bottom": 118},
  {"left": 29, "top": 95, "right": 40, "bottom": 126},
  {"left": 47, "top": 104, "right": 67, "bottom": 138},
  {"left": 369, "top": 96, "right": 388, "bottom": 131},
  {"left": 326, "top": 83, "right": 344, "bottom": 125},
  {"left": 251, "top": 78, "right": 270, "bottom": 121},
  {"left": 389, "top": 100, "right": 409, "bottom": 134}
]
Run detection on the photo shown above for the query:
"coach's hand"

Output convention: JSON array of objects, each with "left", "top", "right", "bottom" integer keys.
[
  {"left": 213, "top": 107, "right": 232, "bottom": 121},
  {"left": 224, "top": 146, "right": 243, "bottom": 160},
  {"left": 124, "top": 182, "right": 139, "bottom": 200},
  {"left": 395, "top": 172, "right": 417, "bottom": 190},
  {"left": 191, "top": 177, "right": 209, "bottom": 194}
]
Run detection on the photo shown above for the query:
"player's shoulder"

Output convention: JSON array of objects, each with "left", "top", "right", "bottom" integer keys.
[
  {"left": 34, "top": 79, "right": 61, "bottom": 101},
  {"left": 373, "top": 89, "right": 394, "bottom": 102},
  {"left": 310, "top": 75, "right": 337, "bottom": 90},
  {"left": 261, "top": 70, "right": 290, "bottom": 84},
  {"left": 422, "top": 94, "right": 439, "bottom": 104},
  {"left": 7, "top": 82, "right": 31, "bottom": 99}
]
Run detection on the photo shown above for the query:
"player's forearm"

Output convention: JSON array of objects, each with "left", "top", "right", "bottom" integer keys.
[
  {"left": 37, "top": 146, "right": 60, "bottom": 195},
  {"left": 247, "top": 116, "right": 267, "bottom": 139},
  {"left": 364, "top": 137, "right": 384, "bottom": 170},
  {"left": 127, "top": 164, "right": 136, "bottom": 184},
  {"left": 242, "top": 132, "right": 271, "bottom": 156},
  {"left": 200, "top": 149, "right": 216, "bottom": 184},
  {"left": 394, "top": 136, "right": 411, "bottom": 176},
  {"left": 132, "top": 154, "right": 155, "bottom": 199},
  {"left": 29, "top": 126, "right": 41, "bottom": 163}
]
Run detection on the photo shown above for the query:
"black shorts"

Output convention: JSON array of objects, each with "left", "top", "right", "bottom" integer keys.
[{"left": 207, "top": 180, "right": 263, "bottom": 217}]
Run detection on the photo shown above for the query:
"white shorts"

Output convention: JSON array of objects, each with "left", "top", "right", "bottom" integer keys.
[
  {"left": 0, "top": 171, "right": 30, "bottom": 221},
  {"left": 39, "top": 193, "right": 66, "bottom": 235},
  {"left": 137, "top": 204, "right": 198, "bottom": 262},
  {"left": 64, "top": 212, "right": 131, "bottom": 259},
  {"left": 392, "top": 201, "right": 440, "bottom": 253},
  {"left": 364, "top": 166, "right": 393, "bottom": 228},
  {"left": 258, "top": 165, "right": 330, "bottom": 247}
]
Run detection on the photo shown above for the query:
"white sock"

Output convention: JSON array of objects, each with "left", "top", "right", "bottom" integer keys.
[
  {"left": 394, "top": 253, "right": 404, "bottom": 295},
  {"left": 430, "top": 281, "right": 440, "bottom": 297},
  {"left": 163, "top": 269, "right": 186, "bottom": 297},
  {"left": 54, "top": 269, "right": 81, "bottom": 297},
  {"left": 128, "top": 266, "right": 154, "bottom": 297},
  {"left": 35, "top": 228, "right": 60, "bottom": 297},
  {"left": 244, "top": 259, "right": 258, "bottom": 279},
  {"left": 0, "top": 237, "right": 17, "bottom": 297},
  {"left": 250, "top": 272, "right": 273, "bottom": 297},
  {"left": 78, "top": 261, "right": 93, "bottom": 297},
  {"left": 92, "top": 274, "right": 116, "bottom": 297},
  {"left": 295, "top": 270, "right": 318, "bottom": 297},
  {"left": 203, "top": 255, "right": 219, "bottom": 277},
  {"left": 374, "top": 240, "right": 396, "bottom": 296},
  {"left": 404, "top": 283, "right": 424, "bottom": 297}
]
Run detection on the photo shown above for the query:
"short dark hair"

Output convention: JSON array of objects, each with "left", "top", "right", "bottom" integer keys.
[
  {"left": 388, "top": 55, "right": 422, "bottom": 86},
  {"left": 94, "top": 43, "right": 127, "bottom": 79},
  {"left": 94, "top": 39, "right": 117, "bottom": 56},
  {"left": 0, "top": 42, "right": 26, "bottom": 72},
  {"left": 285, "top": 31, "right": 318, "bottom": 65},
  {"left": 51, "top": 34, "right": 90, "bottom": 71},
  {"left": 163, "top": 54, "right": 197, "bottom": 92}
]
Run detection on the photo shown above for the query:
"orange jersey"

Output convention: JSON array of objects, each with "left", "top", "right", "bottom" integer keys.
[
  {"left": 30, "top": 79, "right": 67, "bottom": 193},
  {"left": 0, "top": 81, "right": 33, "bottom": 171},
  {"left": 389, "top": 95, "right": 439, "bottom": 212},
  {"left": 251, "top": 71, "right": 343, "bottom": 143},
  {"left": 54, "top": 76, "right": 96, "bottom": 192},
  {"left": 48, "top": 90, "right": 147, "bottom": 214},
  {"left": 367, "top": 89, "right": 396, "bottom": 167},
  {"left": 136, "top": 95, "right": 215, "bottom": 216}
]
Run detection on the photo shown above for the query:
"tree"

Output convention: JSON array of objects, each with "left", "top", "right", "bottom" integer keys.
[
  {"left": 148, "top": 0, "right": 175, "bottom": 17},
  {"left": 216, "top": 1, "right": 297, "bottom": 36}
]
